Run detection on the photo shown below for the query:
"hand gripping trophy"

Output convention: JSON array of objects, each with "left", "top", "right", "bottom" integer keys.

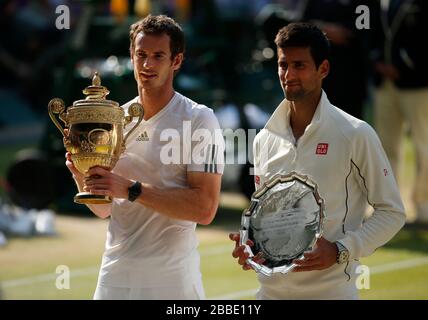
[{"left": 48, "top": 72, "right": 144, "bottom": 204}]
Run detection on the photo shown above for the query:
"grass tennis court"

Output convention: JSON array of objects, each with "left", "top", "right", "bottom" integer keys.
[
  {"left": 1, "top": 136, "right": 427, "bottom": 299},
  {"left": 1, "top": 210, "right": 427, "bottom": 300}
]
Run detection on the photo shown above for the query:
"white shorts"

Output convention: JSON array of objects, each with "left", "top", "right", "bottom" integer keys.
[{"left": 93, "top": 279, "right": 206, "bottom": 300}]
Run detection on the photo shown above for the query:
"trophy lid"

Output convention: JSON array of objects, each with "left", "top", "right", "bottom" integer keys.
[
  {"left": 83, "top": 72, "right": 109, "bottom": 99},
  {"left": 72, "top": 72, "right": 119, "bottom": 108}
]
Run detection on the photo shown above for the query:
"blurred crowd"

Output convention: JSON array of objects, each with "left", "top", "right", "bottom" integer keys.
[{"left": 0, "top": 0, "right": 427, "bottom": 238}]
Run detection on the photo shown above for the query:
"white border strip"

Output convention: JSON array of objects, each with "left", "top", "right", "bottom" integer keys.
[
  {"left": 370, "top": 256, "right": 428, "bottom": 274},
  {"left": 2, "top": 246, "right": 428, "bottom": 299},
  {"left": 1, "top": 246, "right": 232, "bottom": 289},
  {"left": 210, "top": 257, "right": 428, "bottom": 300},
  {"left": 2, "top": 267, "right": 99, "bottom": 288}
]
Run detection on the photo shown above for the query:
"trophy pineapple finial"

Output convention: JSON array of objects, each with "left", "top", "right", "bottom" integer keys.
[
  {"left": 83, "top": 71, "right": 109, "bottom": 100},
  {"left": 93, "top": 72, "right": 101, "bottom": 86}
]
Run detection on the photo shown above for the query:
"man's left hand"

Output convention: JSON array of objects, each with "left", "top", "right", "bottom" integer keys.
[
  {"left": 292, "top": 237, "right": 338, "bottom": 272},
  {"left": 83, "top": 166, "right": 133, "bottom": 200}
]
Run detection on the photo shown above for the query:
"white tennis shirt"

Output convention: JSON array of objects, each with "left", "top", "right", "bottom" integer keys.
[
  {"left": 253, "top": 91, "right": 405, "bottom": 299},
  {"left": 97, "top": 92, "right": 224, "bottom": 288}
]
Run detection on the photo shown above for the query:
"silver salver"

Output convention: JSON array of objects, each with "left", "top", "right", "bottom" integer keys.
[{"left": 240, "top": 172, "right": 325, "bottom": 276}]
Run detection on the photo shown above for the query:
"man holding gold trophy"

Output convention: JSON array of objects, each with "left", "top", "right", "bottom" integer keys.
[
  {"left": 50, "top": 15, "right": 224, "bottom": 299},
  {"left": 230, "top": 23, "right": 406, "bottom": 299}
]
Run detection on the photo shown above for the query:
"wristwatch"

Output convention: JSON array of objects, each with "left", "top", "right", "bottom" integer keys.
[
  {"left": 335, "top": 241, "right": 350, "bottom": 264},
  {"left": 128, "top": 181, "right": 142, "bottom": 202}
]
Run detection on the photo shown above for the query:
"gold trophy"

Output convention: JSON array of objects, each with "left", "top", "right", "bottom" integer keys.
[{"left": 48, "top": 72, "right": 144, "bottom": 204}]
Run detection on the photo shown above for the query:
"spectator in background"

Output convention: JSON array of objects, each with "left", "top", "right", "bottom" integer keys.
[
  {"left": 301, "top": 0, "right": 370, "bottom": 120},
  {"left": 0, "top": 0, "right": 68, "bottom": 116},
  {"left": 371, "top": 0, "right": 428, "bottom": 225}
]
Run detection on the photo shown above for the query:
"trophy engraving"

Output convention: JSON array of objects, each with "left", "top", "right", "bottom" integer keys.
[
  {"left": 48, "top": 72, "right": 144, "bottom": 204},
  {"left": 240, "top": 172, "right": 325, "bottom": 276}
]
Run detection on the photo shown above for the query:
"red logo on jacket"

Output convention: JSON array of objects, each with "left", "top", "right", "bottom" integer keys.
[{"left": 316, "top": 143, "right": 329, "bottom": 155}]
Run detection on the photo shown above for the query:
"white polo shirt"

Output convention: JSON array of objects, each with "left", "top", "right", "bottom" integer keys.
[
  {"left": 253, "top": 91, "right": 405, "bottom": 299},
  {"left": 97, "top": 92, "right": 224, "bottom": 288}
]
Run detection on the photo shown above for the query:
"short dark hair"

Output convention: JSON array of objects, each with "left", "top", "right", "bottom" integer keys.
[
  {"left": 129, "top": 14, "right": 185, "bottom": 59},
  {"left": 274, "top": 22, "right": 330, "bottom": 68}
]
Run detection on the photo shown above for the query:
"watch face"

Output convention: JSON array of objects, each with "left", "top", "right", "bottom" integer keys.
[
  {"left": 128, "top": 182, "right": 142, "bottom": 202},
  {"left": 338, "top": 251, "right": 350, "bottom": 264}
]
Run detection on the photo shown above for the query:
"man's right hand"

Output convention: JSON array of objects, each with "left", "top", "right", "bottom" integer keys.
[
  {"left": 229, "top": 232, "right": 265, "bottom": 271},
  {"left": 65, "top": 152, "right": 83, "bottom": 179},
  {"left": 63, "top": 129, "right": 84, "bottom": 180},
  {"left": 65, "top": 151, "right": 87, "bottom": 194}
]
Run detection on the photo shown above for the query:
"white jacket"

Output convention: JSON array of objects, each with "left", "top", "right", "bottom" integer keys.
[{"left": 253, "top": 91, "right": 405, "bottom": 299}]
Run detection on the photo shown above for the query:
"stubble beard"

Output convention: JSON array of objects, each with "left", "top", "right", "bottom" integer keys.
[{"left": 283, "top": 87, "right": 306, "bottom": 101}]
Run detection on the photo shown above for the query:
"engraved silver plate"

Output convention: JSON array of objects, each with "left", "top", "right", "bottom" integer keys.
[{"left": 240, "top": 172, "right": 325, "bottom": 276}]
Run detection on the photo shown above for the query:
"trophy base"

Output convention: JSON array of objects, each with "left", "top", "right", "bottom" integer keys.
[{"left": 74, "top": 192, "right": 112, "bottom": 204}]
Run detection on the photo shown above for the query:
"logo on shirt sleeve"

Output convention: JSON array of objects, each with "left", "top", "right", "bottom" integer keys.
[
  {"left": 316, "top": 143, "right": 329, "bottom": 155},
  {"left": 255, "top": 175, "right": 260, "bottom": 186}
]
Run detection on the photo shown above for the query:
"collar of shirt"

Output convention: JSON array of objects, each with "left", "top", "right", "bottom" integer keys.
[{"left": 264, "top": 90, "right": 330, "bottom": 144}]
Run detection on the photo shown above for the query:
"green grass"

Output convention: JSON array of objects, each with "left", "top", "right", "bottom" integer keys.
[
  {"left": 361, "top": 265, "right": 428, "bottom": 299},
  {"left": 1, "top": 135, "right": 426, "bottom": 300},
  {"left": 1, "top": 213, "right": 427, "bottom": 300},
  {"left": 359, "top": 229, "right": 428, "bottom": 299}
]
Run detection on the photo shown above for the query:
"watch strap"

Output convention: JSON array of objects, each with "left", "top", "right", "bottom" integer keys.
[{"left": 128, "top": 181, "right": 142, "bottom": 202}]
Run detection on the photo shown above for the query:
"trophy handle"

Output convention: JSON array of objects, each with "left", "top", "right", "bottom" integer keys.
[
  {"left": 123, "top": 102, "right": 144, "bottom": 145},
  {"left": 48, "top": 98, "right": 68, "bottom": 137}
]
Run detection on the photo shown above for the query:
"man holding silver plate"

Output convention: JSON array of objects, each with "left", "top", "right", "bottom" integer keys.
[{"left": 230, "top": 23, "right": 406, "bottom": 299}]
